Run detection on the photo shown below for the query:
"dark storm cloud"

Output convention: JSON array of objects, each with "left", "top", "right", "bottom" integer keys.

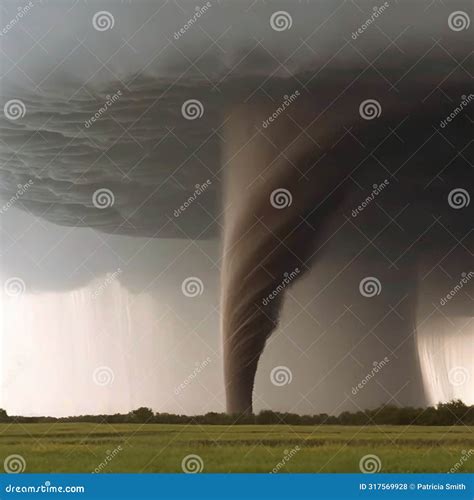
[{"left": 0, "top": 0, "right": 470, "bottom": 239}]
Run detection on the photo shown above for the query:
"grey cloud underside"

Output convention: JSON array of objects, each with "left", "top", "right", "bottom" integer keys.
[
  {"left": 1, "top": 74, "right": 308, "bottom": 238},
  {"left": 0, "top": 0, "right": 472, "bottom": 238},
  {"left": 0, "top": 77, "right": 224, "bottom": 238},
  {"left": 1, "top": 71, "right": 471, "bottom": 239}
]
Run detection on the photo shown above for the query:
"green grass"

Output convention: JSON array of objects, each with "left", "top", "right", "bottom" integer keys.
[{"left": 0, "top": 423, "right": 472, "bottom": 473}]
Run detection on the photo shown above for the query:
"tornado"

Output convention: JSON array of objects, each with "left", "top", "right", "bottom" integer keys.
[{"left": 220, "top": 101, "right": 351, "bottom": 413}]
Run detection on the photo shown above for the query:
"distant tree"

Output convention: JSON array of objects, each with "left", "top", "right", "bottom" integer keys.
[
  {"left": 202, "top": 412, "right": 225, "bottom": 425},
  {"left": 280, "top": 412, "right": 302, "bottom": 425},
  {"left": 338, "top": 411, "right": 354, "bottom": 425},
  {"left": 129, "top": 407, "right": 154, "bottom": 423},
  {"left": 436, "top": 400, "right": 467, "bottom": 425},
  {"left": 462, "top": 404, "right": 474, "bottom": 425},
  {"left": 3, "top": 401, "right": 473, "bottom": 426},
  {"left": 371, "top": 404, "right": 400, "bottom": 425},
  {"left": 256, "top": 410, "right": 280, "bottom": 425},
  {"left": 315, "top": 413, "right": 330, "bottom": 425},
  {"left": 396, "top": 407, "right": 418, "bottom": 425}
]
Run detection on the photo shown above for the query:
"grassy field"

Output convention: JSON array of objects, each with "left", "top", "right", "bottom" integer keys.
[{"left": 0, "top": 423, "right": 472, "bottom": 473}]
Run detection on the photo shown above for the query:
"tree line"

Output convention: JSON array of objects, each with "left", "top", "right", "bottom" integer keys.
[{"left": 1, "top": 400, "right": 472, "bottom": 426}]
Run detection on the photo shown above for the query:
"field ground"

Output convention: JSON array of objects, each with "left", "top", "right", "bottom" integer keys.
[{"left": 0, "top": 424, "right": 472, "bottom": 473}]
